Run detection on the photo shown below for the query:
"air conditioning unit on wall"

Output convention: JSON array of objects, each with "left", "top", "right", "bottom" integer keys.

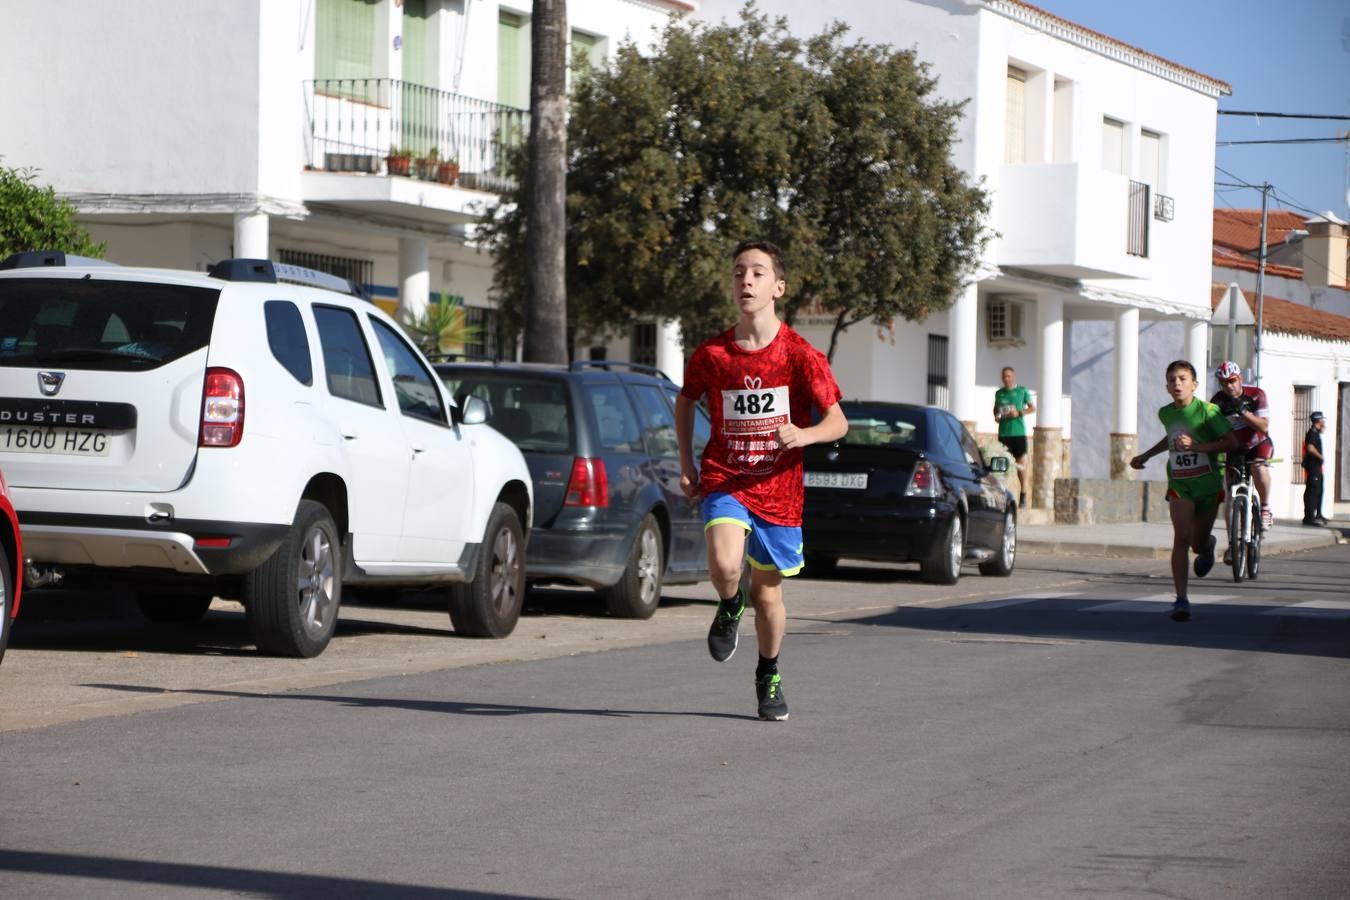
[{"left": 986, "top": 296, "right": 1028, "bottom": 346}]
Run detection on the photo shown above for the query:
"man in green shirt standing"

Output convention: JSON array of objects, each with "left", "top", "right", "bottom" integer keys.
[{"left": 993, "top": 366, "right": 1036, "bottom": 507}]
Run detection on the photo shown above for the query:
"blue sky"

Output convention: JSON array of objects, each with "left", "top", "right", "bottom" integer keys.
[{"left": 1041, "top": 0, "right": 1350, "bottom": 222}]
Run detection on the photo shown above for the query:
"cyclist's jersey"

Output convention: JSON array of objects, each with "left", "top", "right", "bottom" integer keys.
[
  {"left": 1158, "top": 396, "right": 1232, "bottom": 498},
  {"left": 1209, "top": 385, "right": 1270, "bottom": 451}
]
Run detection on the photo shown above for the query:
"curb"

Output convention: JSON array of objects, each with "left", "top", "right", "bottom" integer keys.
[{"left": 1019, "top": 531, "right": 1339, "bottom": 560}]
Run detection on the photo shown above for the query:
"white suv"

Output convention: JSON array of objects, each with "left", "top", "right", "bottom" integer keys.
[{"left": 0, "top": 251, "right": 532, "bottom": 657}]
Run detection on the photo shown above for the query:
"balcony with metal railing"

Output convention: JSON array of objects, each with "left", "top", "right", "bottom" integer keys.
[
  {"left": 304, "top": 78, "right": 528, "bottom": 193},
  {"left": 994, "top": 162, "right": 1153, "bottom": 279}
]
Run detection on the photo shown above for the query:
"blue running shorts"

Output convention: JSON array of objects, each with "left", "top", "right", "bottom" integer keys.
[{"left": 701, "top": 491, "right": 804, "bottom": 577}]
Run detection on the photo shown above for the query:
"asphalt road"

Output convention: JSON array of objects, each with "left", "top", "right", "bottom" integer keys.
[{"left": 1, "top": 547, "right": 1348, "bottom": 898}]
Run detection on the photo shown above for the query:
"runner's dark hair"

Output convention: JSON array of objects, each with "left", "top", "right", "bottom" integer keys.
[
  {"left": 1165, "top": 359, "right": 1197, "bottom": 380},
  {"left": 732, "top": 240, "right": 786, "bottom": 282}
]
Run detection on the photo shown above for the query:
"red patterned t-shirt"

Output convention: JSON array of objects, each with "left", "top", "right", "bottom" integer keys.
[{"left": 680, "top": 324, "right": 842, "bottom": 525}]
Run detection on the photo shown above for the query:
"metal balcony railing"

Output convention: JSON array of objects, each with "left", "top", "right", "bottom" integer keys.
[
  {"left": 304, "top": 78, "right": 528, "bottom": 192},
  {"left": 1127, "top": 179, "right": 1150, "bottom": 257}
]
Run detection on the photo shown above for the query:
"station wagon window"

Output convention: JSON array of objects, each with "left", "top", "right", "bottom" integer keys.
[
  {"left": 370, "top": 318, "right": 446, "bottom": 425},
  {"left": 631, "top": 384, "right": 679, "bottom": 458},
  {"left": 264, "top": 300, "right": 313, "bottom": 385},
  {"left": 0, "top": 278, "right": 218, "bottom": 370},
  {"left": 589, "top": 383, "right": 642, "bottom": 452},
  {"left": 313, "top": 304, "right": 382, "bottom": 407},
  {"left": 664, "top": 386, "right": 711, "bottom": 460},
  {"left": 439, "top": 371, "right": 572, "bottom": 452}
]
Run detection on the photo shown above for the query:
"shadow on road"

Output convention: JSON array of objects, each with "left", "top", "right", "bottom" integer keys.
[
  {"left": 832, "top": 596, "right": 1350, "bottom": 660},
  {"left": 0, "top": 848, "right": 537, "bottom": 899},
  {"left": 81, "top": 681, "right": 756, "bottom": 721}
]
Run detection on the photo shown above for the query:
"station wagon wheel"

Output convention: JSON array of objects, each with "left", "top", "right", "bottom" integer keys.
[
  {"left": 244, "top": 500, "right": 341, "bottom": 658},
  {"left": 604, "top": 514, "right": 664, "bottom": 619},
  {"left": 979, "top": 509, "right": 1016, "bottom": 577},
  {"left": 136, "top": 592, "right": 215, "bottom": 624},
  {"left": 448, "top": 502, "right": 525, "bottom": 638},
  {"left": 0, "top": 552, "right": 12, "bottom": 666},
  {"left": 921, "top": 514, "right": 963, "bottom": 585}
]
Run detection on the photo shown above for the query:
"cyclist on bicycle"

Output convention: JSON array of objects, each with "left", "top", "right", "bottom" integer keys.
[{"left": 1210, "top": 361, "right": 1274, "bottom": 541}]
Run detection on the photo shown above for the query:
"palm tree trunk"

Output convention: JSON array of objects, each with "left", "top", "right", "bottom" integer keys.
[{"left": 524, "top": 0, "right": 568, "bottom": 363}]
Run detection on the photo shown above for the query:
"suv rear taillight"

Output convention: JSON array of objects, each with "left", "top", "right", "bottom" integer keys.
[
  {"left": 200, "top": 367, "right": 244, "bottom": 448},
  {"left": 904, "top": 460, "right": 941, "bottom": 498},
  {"left": 564, "top": 457, "right": 609, "bottom": 507}
]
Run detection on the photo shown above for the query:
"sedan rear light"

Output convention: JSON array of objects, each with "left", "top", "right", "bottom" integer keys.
[
  {"left": 200, "top": 367, "right": 244, "bottom": 448},
  {"left": 564, "top": 457, "right": 609, "bottom": 507},
  {"left": 904, "top": 460, "right": 941, "bottom": 498}
]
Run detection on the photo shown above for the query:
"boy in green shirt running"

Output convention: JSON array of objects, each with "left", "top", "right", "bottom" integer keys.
[{"left": 1130, "top": 360, "right": 1237, "bottom": 621}]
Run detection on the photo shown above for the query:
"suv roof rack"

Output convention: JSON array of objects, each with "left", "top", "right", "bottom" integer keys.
[
  {"left": 568, "top": 360, "right": 673, "bottom": 381},
  {"left": 207, "top": 258, "right": 369, "bottom": 300},
  {"left": 0, "top": 250, "right": 118, "bottom": 270},
  {"left": 427, "top": 351, "right": 501, "bottom": 364}
]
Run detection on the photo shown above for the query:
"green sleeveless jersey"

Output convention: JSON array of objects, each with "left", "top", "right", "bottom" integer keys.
[{"left": 1157, "top": 397, "right": 1231, "bottom": 497}]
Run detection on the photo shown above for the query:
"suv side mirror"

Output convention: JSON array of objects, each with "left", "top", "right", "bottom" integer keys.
[
  {"left": 988, "top": 456, "right": 1010, "bottom": 473},
  {"left": 458, "top": 395, "right": 488, "bottom": 425}
]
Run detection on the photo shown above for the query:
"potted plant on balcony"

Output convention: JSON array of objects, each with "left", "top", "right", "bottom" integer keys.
[
  {"left": 437, "top": 156, "right": 460, "bottom": 186},
  {"left": 385, "top": 146, "right": 412, "bottom": 177}
]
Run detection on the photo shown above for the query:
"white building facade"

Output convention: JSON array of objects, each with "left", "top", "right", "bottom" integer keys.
[
  {"left": 0, "top": 0, "right": 690, "bottom": 369},
  {"left": 697, "top": 0, "right": 1230, "bottom": 510}
]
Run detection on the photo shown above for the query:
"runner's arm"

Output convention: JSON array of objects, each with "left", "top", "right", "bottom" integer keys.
[
  {"left": 1130, "top": 436, "right": 1169, "bottom": 469},
  {"left": 675, "top": 393, "right": 700, "bottom": 497},
  {"left": 776, "top": 402, "right": 847, "bottom": 450}
]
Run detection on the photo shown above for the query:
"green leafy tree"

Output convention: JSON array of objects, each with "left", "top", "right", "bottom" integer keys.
[
  {"left": 480, "top": 5, "right": 990, "bottom": 360},
  {"left": 0, "top": 163, "right": 104, "bottom": 259}
]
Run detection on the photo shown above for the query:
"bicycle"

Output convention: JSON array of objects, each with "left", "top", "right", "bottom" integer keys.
[{"left": 1224, "top": 454, "right": 1279, "bottom": 583}]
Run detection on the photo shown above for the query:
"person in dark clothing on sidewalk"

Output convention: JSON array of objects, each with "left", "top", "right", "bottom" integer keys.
[{"left": 1302, "top": 411, "right": 1328, "bottom": 526}]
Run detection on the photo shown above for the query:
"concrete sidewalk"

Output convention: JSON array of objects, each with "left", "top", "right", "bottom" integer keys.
[{"left": 1019, "top": 516, "right": 1346, "bottom": 559}]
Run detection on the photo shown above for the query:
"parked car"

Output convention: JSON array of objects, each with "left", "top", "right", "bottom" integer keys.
[
  {"left": 436, "top": 359, "right": 710, "bottom": 618},
  {"left": 801, "top": 400, "right": 1016, "bottom": 584},
  {"left": 0, "top": 464, "right": 22, "bottom": 666},
  {"left": 0, "top": 251, "right": 532, "bottom": 656}
]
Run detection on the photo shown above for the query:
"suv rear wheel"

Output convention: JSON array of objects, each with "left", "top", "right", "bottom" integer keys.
[
  {"left": 0, "top": 552, "right": 12, "bottom": 666},
  {"left": 448, "top": 502, "right": 524, "bottom": 637},
  {"left": 245, "top": 500, "right": 341, "bottom": 657},
  {"left": 604, "top": 514, "right": 664, "bottom": 619},
  {"left": 137, "top": 592, "right": 214, "bottom": 624}
]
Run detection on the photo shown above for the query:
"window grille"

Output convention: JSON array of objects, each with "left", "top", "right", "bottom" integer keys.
[
  {"left": 927, "top": 334, "right": 949, "bottom": 409},
  {"left": 277, "top": 249, "right": 373, "bottom": 295},
  {"left": 1127, "top": 180, "right": 1150, "bottom": 257},
  {"left": 1293, "top": 386, "right": 1314, "bottom": 484},
  {"left": 632, "top": 322, "right": 657, "bottom": 367},
  {"left": 462, "top": 305, "right": 500, "bottom": 360}
]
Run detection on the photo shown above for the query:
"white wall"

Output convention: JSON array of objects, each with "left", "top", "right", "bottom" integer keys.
[{"left": 0, "top": 0, "right": 269, "bottom": 196}]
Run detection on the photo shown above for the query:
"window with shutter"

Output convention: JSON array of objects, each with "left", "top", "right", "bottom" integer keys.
[
  {"left": 498, "top": 11, "right": 529, "bottom": 110},
  {"left": 1005, "top": 67, "right": 1026, "bottom": 164},
  {"left": 316, "top": 0, "right": 378, "bottom": 84}
]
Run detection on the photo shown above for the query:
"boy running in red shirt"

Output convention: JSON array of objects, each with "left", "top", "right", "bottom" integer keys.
[{"left": 676, "top": 240, "right": 847, "bottom": 720}]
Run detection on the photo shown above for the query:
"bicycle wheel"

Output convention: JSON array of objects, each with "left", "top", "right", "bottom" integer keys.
[
  {"left": 1229, "top": 500, "right": 1247, "bottom": 584},
  {"left": 1246, "top": 508, "right": 1262, "bottom": 580}
]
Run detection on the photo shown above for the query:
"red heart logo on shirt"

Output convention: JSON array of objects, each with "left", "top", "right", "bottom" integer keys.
[{"left": 744, "top": 376, "right": 762, "bottom": 390}]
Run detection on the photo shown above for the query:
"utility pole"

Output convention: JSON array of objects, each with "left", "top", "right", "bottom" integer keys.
[{"left": 1253, "top": 183, "right": 1269, "bottom": 384}]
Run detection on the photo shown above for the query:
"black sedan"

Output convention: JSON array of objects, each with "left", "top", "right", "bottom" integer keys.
[{"left": 802, "top": 401, "right": 1016, "bottom": 584}]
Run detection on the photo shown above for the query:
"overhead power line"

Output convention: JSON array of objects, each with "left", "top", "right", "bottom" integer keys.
[
  {"left": 1218, "top": 110, "right": 1350, "bottom": 120},
  {"left": 1217, "top": 137, "right": 1350, "bottom": 146}
]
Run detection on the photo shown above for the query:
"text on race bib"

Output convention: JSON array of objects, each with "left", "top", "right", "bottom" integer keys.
[
  {"left": 1170, "top": 449, "right": 1211, "bottom": 479},
  {"left": 720, "top": 383, "right": 790, "bottom": 435}
]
